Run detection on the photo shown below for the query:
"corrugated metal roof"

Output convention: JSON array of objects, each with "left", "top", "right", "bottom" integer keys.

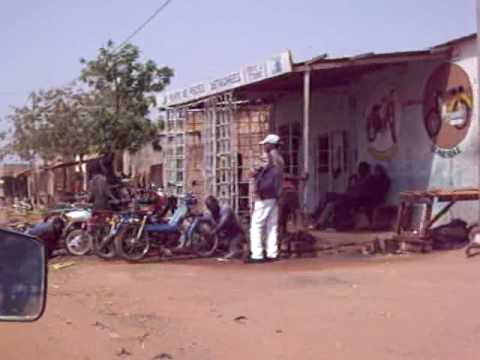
[
  {"left": 296, "top": 33, "right": 476, "bottom": 68},
  {"left": 293, "top": 49, "right": 449, "bottom": 72}
]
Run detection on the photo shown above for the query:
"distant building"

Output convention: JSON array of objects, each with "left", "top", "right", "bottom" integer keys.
[
  {"left": 0, "top": 163, "right": 31, "bottom": 199},
  {"left": 0, "top": 163, "right": 30, "bottom": 178}
]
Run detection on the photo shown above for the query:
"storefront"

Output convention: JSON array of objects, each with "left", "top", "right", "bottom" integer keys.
[{"left": 160, "top": 33, "right": 479, "bottom": 224}]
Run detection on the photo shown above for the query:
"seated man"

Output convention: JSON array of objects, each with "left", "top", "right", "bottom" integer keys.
[
  {"left": 313, "top": 162, "right": 374, "bottom": 230},
  {"left": 361, "top": 164, "right": 391, "bottom": 223},
  {"left": 204, "top": 195, "right": 245, "bottom": 260}
]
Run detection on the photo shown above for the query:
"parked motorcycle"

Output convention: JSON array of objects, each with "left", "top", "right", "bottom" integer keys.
[
  {"left": 92, "top": 188, "right": 169, "bottom": 260},
  {"left": 90, "top": 209, "right": 121, "bottom": 260},
  {"left": 45, "top": 204, "right": 93, "bottom": 256},
  {"left": 13, "top": 199, "right": 34, "bottom": 214},
  {"left": 114, "top": 193, "right": 217, "bottom": 262}
]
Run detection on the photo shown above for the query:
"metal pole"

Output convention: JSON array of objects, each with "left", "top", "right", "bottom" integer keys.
[{"left": 303, "top": 68, "right": 311, "bottom": 212}]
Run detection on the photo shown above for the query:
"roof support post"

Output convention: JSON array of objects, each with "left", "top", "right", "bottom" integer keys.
[{"left": 303, "top": 68, "right": 311, "bottom": 212}]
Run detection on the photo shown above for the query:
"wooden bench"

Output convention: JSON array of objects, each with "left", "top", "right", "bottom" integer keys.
[{"left": 395, "top": 188, "right": 479, "bottom": 242}]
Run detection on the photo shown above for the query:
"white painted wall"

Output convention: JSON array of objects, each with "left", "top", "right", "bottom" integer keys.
[
  {"left": 355, "top": 41, "right": 478, "bottom": 223},
  {"left": 123, "top": 143, "right": 164, "bottom": 182}
]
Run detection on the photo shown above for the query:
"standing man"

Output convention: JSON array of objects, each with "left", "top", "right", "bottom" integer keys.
[
  {"left": 88, "top": 163, "right": 118, "bottom": 211},
  {"left": 247, "top": 134, "right": 284, "bottom": 263},
  {"left": 278, "top": 172, "right": 309, "bottom": 236}
]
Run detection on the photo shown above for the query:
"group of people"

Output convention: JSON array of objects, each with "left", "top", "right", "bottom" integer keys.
[
  {"left": 86, "top": 136, "right": 289, "bottom": 263},
  {"left": 310, "top": 161, "right": 390, "bottom": 231},
  {"left": 88, "top": 135, "right": 390, "bottom": 263},
  {"left": 204, "top": 134, "right": 296, "bottom": 263},
  {"left": 203, "top": 134, "right": 391, "bottom": 263}
]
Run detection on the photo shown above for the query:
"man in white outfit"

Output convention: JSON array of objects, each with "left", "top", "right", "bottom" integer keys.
[{"left": 246, "top": 134, "right": 284, "bottom": 263}]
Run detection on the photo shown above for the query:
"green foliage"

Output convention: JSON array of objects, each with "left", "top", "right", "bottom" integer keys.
[
  {"left": 6, "top": 87, "right": 96, "bottom": 162},
  {"left": 5, "top": 40, "right": 174, "bottom": 162},
  {"left": 79, "top": 41, "right": 174, "bottom": 154}
]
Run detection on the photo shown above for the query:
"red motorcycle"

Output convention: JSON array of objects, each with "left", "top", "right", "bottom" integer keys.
[{"left": 92, "top": 187, "right": 173, "bottom": 260}]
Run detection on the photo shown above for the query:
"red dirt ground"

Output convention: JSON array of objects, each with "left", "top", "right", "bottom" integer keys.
[{"left": 0, "top": 249, "right": 478, "bottom": 360}]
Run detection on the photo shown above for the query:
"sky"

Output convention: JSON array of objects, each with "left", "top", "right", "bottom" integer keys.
[{"left": 0, "top": 0, "right": 476, "bottom": 129}]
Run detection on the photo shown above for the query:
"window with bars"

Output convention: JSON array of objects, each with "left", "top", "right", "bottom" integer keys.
[
  {"left": 317, "top": 131, "right": 351, "bottom": 177},
  {"left": 279, "top": 122, "right": 301, "bottom": 176},
  {"left": 318, "top": 135, "right": 329, "bottom": 174}
]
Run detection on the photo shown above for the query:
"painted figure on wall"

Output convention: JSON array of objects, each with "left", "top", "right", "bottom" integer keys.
[
  {"left": 423, "top": 63, "right": 473, "bottom": 153},
  {"left": 365, "top": 88, "right": 401, "bottom": 160}
]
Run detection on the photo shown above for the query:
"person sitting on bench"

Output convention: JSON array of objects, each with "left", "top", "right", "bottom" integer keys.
[
  {"left": 361, "top": 164, "right": 391, "bottom": 224},
  {"left": 312, "top": 162, "right": 375, "bottom": 230}
]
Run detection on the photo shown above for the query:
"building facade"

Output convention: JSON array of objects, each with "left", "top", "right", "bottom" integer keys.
[{"left": 160, "top": 34, "right": 479, "bottom": 223}]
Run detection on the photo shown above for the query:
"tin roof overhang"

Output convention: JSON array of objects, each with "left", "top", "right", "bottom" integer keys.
[
  {"left": 294, "top": 48, "right": 451, "bottom": 72},
  {"left": 234, "top": 48, "right": 451, "bottom": 95},
  {"left": 167, "top": 46, "right": 455, "bottom": 107}
]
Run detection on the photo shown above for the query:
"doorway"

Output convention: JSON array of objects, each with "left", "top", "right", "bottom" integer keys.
[{"left": 317, "top": 130, "right": 352, "bottom": 197}]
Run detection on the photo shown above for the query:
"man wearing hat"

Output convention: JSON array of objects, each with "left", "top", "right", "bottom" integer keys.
[{"left": 247, "top": 134, "right": 284, "bottom": 263}]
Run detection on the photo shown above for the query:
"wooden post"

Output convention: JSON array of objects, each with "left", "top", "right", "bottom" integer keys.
[{"left": 303, "top": 68, "right": 311, "bottom": 215}]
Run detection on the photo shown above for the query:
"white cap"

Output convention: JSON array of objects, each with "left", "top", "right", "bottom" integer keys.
[{"left": 259, "top": 134, "right": 281, "bottom": 145}]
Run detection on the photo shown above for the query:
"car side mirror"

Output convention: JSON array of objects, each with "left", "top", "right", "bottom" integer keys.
[{"left": 0, "top": 228, "right": 47, "bottom": 322}]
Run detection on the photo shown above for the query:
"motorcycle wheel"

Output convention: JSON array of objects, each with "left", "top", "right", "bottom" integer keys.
[
  {"left": 93, "top": 232, "right": 116, "bottom": 260},
  {"left": 65, "top": 229, "right": 93, "bottom": 256},
  {"left": 114, "top": 225, "right": 150, "bottom": 262},
  {"left": 190, "top": 220, "right": 218, "bottom": 257}
]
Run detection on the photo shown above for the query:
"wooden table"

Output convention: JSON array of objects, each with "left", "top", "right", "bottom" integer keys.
[{"left": 395, "top": 188, "right": 479, "bottom": 242}]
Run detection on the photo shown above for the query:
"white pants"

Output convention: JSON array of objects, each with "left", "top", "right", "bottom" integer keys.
[{"left": 250, "top": 199, "right": 279, "bottom": 259}]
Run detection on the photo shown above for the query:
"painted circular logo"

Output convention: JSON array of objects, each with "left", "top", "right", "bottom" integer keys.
[
  {"left": 365, "top": 87, "right": 402, "bottom": 160},
  {"left": 423, "top": 63, "right": 473, "bottom": 150}
]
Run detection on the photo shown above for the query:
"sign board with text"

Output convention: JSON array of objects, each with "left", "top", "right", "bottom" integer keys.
[{"left": 160, "top": 51, "right": 293, "bottom": 107}]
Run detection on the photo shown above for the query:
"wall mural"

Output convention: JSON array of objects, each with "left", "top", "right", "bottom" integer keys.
[
  {"left": 423, "top": 63, "right": 473, "bottom": 158},
  {"left": 365, "top": 88, "right": 402, "bottom": 160}
]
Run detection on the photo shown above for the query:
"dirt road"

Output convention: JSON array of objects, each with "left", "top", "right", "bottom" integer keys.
[{"left": 1, "top": 251, "right": 478, "bottom": 360}]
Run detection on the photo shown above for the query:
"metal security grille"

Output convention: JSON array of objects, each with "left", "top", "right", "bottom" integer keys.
[
  {"left": 166, "top": 95, "right": 270, "bottom": 223},
  {"left": 184, "top": 110, "right": 204, "bottom": 199},
  {"left": 164, "top": 108, "right": 186, "bottom": 195},
  {"left": 235, "top": 105, "right": 270, "bottom": 222},
  {"left": 202, "top": 94, "right": 270, "bottom": 222},
  {"left": 203, "top": 93, "right": 237, "bottom": 207}
]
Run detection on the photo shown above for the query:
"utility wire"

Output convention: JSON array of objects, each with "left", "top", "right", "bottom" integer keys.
[{"left": 114, "top": 0, "right": 173, "bottom": 53}]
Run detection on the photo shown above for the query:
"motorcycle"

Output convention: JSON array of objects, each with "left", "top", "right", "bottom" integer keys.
[
  {"left": 114, "top": 193, "right": 217, "bottom": 262},
  {"left": 12, "top": 199, "right": 34, "bottom": 214},
  {"left": 45, "top": 204, "right": 93, "bottom": 256},
  {"left": 92, "top": 187, "right": 170, "bottom": 260},
  {"left": 89, "top": 209, "right": 123, "bottom": 260},
  {"left": 88, "top": 193, "right": 133, "bottom": 260}
]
